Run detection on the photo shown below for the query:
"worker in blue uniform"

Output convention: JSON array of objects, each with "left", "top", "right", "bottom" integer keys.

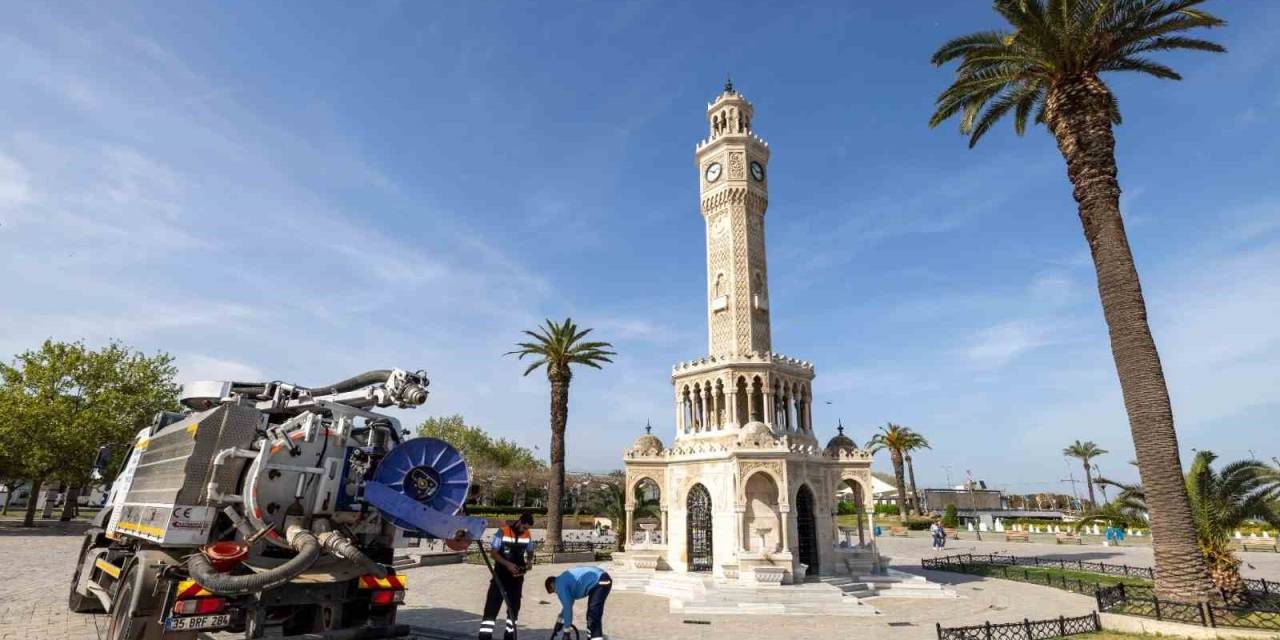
[
  {"left": 479, "top": 512, "right": 535, "bottom": 640},
  {"left": 544, "top": 566, "right": 612, "bottom": 640}
]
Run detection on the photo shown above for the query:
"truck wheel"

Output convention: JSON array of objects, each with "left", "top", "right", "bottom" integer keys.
[
  {"left": 68, "top": 529, "right": 105, "bottom": 613},
  {"left": 106, "top": 564, "right": 161, "bottom": 640}
]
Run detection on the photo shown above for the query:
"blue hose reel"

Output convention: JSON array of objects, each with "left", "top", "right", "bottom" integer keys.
[{"left": 366, "top": 437, "right": 486, "bottom": 542}]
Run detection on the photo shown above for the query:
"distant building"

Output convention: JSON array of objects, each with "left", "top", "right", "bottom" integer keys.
[{"left": 922, "top": 487, "right": 1004, "bottom": 512}]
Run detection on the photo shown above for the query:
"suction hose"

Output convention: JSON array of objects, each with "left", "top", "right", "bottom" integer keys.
[
  {"left": 187, "top": 526, "right": 320, "bottom": 596},
  {"left": 302, "top": 370, "right": 393, "bottom": 394},
  {"left": 318, "top": 530, "right": 388, "bottom": 578}
]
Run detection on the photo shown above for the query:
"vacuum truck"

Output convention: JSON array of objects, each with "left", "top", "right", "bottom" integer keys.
[{"left": 68, "top": 368, "right": 489, "bottom": 639}]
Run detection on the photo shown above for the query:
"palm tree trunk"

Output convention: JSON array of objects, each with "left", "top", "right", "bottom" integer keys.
[
  {"left": 1045, "top": 74, "right": 1213, "bottom": 602},
  {"left": 890, "top": 450, "right": 908, "bottom": 520},
  {"left": 545, "top": 367, "right": 571, "bottom": 550},
  {"left": 906, "top": 454, "right": 920, "bottom": 516},
  {"left": 1082, "top": 461, "right": 1096, "bottom": 507}
]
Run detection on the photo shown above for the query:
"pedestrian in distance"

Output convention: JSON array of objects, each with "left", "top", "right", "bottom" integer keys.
[
  {"left": 929, "top": 520, "right": 942, "bottom": 550},
  {"left": 545, "top": 566, "right": 612, "bottom": 640},
  {"left": 479, "top": 511, "right": 536, "bottom": 640}
]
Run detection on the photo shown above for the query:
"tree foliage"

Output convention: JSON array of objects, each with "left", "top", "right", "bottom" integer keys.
[
  {"left": 415, "top": 414, "right": 543, "bottom": 472},
  {"left": 928, "top": 0, "right": 1227, "bottom": 147},
  {"left": 0, "top": 340, "right": 178, "bottom": 525},
  {"left": 1078, "top": 451, "right": 1280, "bottom": 600}
]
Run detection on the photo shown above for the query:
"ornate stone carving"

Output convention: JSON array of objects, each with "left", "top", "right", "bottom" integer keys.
[{"left": 728, "top": 152, "right": 745, "bottom": 180}]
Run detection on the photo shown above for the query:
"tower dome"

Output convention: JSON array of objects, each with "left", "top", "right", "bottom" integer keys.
[
  {"left": 631, "top": 422, "right": 665, "bottom": 454},
  {"left": 825, "top": 422, "right": 857, "bottom": 456}
]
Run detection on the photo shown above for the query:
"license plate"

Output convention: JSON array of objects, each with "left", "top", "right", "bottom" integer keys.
[{"left": 164, "top": 613, "right": 230, "bottom": 631}]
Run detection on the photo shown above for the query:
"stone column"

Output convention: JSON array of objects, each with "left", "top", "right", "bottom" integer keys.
[
  {"left": 779, "top": 504, "right": 791, "bottom": 552},
  {"left": 787, "top": 392, "right": 796, "bottom": 431},
  {"left": 660, "top": 508, "right": 669, "bottom": 545},
  {"left": 749, "top": 386, "right": 759, "bottom": 422},
  {"left": 763, "top": 387, "right": 774, "bottom": 429},
  {"left": 701, "top": 387, "right": 710, "bottom": 431},
  {"left": 625, "top": 507, "right": 634, "bottom": 549},
  {"left": 727, "top": 388, "right": 738, "bottom": 428},
  {"left": 675, "top": 394, "right": 684, "bottom": 433}
]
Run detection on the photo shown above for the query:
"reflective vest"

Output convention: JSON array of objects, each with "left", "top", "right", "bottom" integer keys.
[{"left": 494, "top": 526, "right": 533, "bottom": 570}]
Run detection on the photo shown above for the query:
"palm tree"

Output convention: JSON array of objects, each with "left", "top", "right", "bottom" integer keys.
[
  {"left": 902, "top": 430, "right": 932, "bottom": 515},
  {"left": 1064, "top": 440, "right": 1109, "bottom": 507},
  {"left": 928, "top": 0, "right": 1226, "bottom": 601},
  {"left": 866, "top": 423, "right": 918, "bottom": 519},
  {"left": 1078, "top": 451, "right": 1280, "bottom": 602},
  {"left": 507, "top": 318, "right": 614, "bottom": 549}
]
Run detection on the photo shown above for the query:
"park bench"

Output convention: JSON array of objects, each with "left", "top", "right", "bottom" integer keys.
[
  {"left": 889, "top": 527, "right": 911, "bottom": 537},
  {"left": 1055, "top": 533, "right": 1083, "bottom": 545},
  {"left": 943, "top": 528, "right": 961, "bottom": 540},
  {"left": 1005, "top": 531, "right": 1031, "bottom": 543},
  {"left": 1240, "top": 541, "right": 1278, "bottom": 553}
]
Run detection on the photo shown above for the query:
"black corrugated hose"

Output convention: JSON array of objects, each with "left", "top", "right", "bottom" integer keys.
[{"left": 186, "top": 527, "right": 320, "bottom": 596}]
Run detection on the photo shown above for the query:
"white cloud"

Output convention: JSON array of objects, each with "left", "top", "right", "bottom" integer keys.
[
  {"left": 176, "top": 354, "right": 265, "bottom": 384},
  {"left": 962, "top": 321, "right": 1054, "bottom": 368},
  {"left": 0, "top": 152, "right": 31, "bottom": 210}
]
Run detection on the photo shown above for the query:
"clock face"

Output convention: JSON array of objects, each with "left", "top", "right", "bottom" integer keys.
[
  {"left": 705, "top": 162, "right": 723, "bottom": 183},
  {"left": 750, "top": 160, "right": 765, "bottom": 182}
]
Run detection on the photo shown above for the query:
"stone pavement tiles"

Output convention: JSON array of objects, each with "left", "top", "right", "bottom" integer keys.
[{"left": 10, "top": 524, "right": 1278, "bottom": 640}]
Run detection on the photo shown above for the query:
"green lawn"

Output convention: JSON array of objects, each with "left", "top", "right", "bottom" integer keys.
[{"left": 958, "top": 562, "right": 1151, "bottom": 589}]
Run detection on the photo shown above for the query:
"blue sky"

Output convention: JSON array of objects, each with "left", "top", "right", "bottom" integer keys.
[{"left": 2, "top": 2, "right": 1277, "bottom": 495}]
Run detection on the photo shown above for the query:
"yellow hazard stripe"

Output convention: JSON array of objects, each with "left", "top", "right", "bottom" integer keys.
[
  {"left": 357, "top": 574, "right": 407, "bottom": 589},
  {"left": 115, "top": 521, "right": 165, "bottom": 537},
  {"left": 94, "top": 559, "right": 121, "bottom": 579},
  {"left": 176, "top": 579, "right": 212, "bottom": 598}
]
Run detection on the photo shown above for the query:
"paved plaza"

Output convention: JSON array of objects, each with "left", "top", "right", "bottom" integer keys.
[{"left": 5, "top": 522, "right": 1277, "bottom": 640}]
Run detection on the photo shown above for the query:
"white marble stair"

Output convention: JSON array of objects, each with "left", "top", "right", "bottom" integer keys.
[
  {"left": 860, "top": 570, "right": 958, "bottom": 599},
  {"left": 609, "top": 568, "right": 881, "bottom": 616}
]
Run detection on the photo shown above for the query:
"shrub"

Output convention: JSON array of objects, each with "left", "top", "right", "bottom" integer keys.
[
  {"left": 837, "top": 501, "right": 860, "bottom": 515},
  {"left": 942, "top": 504, "right": 959, "bottom": 528},
  {"left": 875, "top": 503, "right": 900, "bottom": 516},
  {"left": 903, "top": 516, "right": 933, "bottom": 531}
]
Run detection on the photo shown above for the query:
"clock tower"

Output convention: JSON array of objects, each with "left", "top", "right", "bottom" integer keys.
[
  {"left": 621, "top": 81, "right": 881, "bottom": 589},
  {"left": 695, "top": 77, "right": 773, "bottom": 356}
]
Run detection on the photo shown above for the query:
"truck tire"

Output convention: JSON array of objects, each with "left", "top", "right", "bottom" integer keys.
[
  {"left": 68, "top": 529, "right": 105, "bottom": 613},
  {"left": 106, "top": 564, "right": 161, "bottom": 640}
]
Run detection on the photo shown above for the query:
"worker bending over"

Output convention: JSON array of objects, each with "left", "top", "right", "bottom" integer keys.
[{"left": 545, "top": 566, "right": 612, "bottom": 640}]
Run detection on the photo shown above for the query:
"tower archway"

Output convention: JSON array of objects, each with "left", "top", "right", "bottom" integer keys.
[
  {"left": 686, "top": 484, "right": 713, "bottom": 572},
  {"left": 796, "top": 484, "right": 819, "bottom": 577}
]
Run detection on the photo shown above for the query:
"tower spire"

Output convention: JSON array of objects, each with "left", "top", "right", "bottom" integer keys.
[{"left": 724, "top": 73, "right": 733, "bottom": 93}]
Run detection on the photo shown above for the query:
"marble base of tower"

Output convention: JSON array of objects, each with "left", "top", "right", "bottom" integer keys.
[{"left": 622, "top": 356, "right": 879, "bottom": 587}]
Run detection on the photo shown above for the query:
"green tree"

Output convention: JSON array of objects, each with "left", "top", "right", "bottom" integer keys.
[
  {"left": 1078, "top": 451, "right": 1280, "bottom": 601},
  {"left": 943, "top": 504, "right": 959, "bottom": 528},
  {"left": 901, "top": 430, "right": 931, "bottom": 515},
  {"left": 417, "top": 415, "right": 500, "bottom": 464},
  {"left": 1, "top": 340, "right": 178, "bottom": 526},
  {"left": 415, "top": 414, "right": 543, "bottom": 473},
  {"left": 867, "top": 423, "right": 920, "bottom": 519},
  {"left": 928, "top": 0, "right": 1225, "bottom": 601},
  {"left": 506, "top": 318, "right": 614, "bottom": 548},
  {"left": 1064, "top": 440, "right": 1109, "bottom": 507}
]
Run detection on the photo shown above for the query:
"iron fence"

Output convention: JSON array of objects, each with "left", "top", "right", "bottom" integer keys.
[
  {"left": 923, "top": 553, "right": 1154, "bottom": 579},
  {"left": 936, "top": 614, "right": 1100, "bottom": 640},
  {"left": 1097, "top": 584, "right": 1280, "bottom": 632},
  {"left": 926, "top": 554, "right": 1280, "bottom": 631}
]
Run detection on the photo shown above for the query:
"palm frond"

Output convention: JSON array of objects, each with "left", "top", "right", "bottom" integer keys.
[{"left": 930, "top": 0, "right": 1224, "bottom": 145}]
